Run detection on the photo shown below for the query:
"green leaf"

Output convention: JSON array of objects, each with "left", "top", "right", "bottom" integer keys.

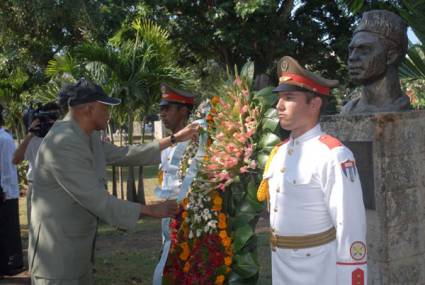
[
  {"left": 231, "top": 213, "right": 257, "bottom": 229},
  {"left": 246, "top": 179, "right": 258, "bottom": 201},
  {"left": 238, "top": 196, "right": 263, "bottom": 214},
  {"left": 227, "top": 270, "right": 259, "bottom": 285},
  {"left": 240, "top": 61, "right": 254, "bottom": 86},
  {"left": 253, "top": 87, "right": 276, "bottom": 109},
  {"left": 259, "top": 133, "right": 281, "bottom": 149},
  {"left": 232, "top": 252, "right": 259, "bottom": 279},
  {"left": 256, "top": 152, "right": 269, "bottom": 169},
  {"left": 233, "top": 225, "right": 254, "bottom": 252},
  {"left": 261, "top": 116, "right": 279, "bottom": 132},
  {"left": 263, "top": 107, "right": 278, "bottom": 118}
]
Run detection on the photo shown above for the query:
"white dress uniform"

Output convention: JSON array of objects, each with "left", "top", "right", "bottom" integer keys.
[
  {"left": 159, "top": 141, "right": 189, "bottom": 200},
  {"left": 266, "top": 124, "right": 367, "bottom": 285}
]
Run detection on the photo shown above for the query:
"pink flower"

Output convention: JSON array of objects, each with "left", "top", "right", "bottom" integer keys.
[
  {"left": 241, "top": 105, "right": 249, "bottom": 114},
  {"left": 223, "top": 157, "right": 238, "bottom": 168},
  {"left": 234, "top": 76, "right": 242, "bottom": 87},
  {"left": 216, "top": 132, "right": 225, "bottom": 140},
  {"left": 244, "top": 144, "right": 253, "bottom": 160},
  {"left": 250, "top": 160, "right": 257, "bottom": 169},
  {"left": 242, "top": 89, "right": 249, "bottom": 97},
  {"left": 225, "top": 143, "right": 237, "bottom": 153},
  {"left": 217, "top": 171, "right": 230, "bottom": 181},
  {"left": 240, "top": 166, "right": 248, "bottom": 173}
]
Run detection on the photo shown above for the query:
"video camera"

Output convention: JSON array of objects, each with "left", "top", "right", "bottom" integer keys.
[{"left": 23, "top": 102, "right": 61, "bottom": 138}]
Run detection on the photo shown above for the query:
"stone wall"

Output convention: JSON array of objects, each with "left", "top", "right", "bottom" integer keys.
[{"left": 321, "top": 110, "right": 425, "bottom": 285}]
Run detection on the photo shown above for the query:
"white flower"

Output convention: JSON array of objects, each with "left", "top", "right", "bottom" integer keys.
[
  {"left": 189, "top": 231, "right": 194, "bottom": 239},
  {"left": 196, "top": 229, "right": 202, "bottom": 237}
]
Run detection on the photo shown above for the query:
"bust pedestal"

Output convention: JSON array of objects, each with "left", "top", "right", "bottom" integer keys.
[{"left": 321, "top": 110, "right": 425, "bottom": 285}]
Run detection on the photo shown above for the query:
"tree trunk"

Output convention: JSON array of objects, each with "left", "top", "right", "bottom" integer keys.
[
  {"left": 137, "top": 166, "right": 146, "bottom": 205},
  {"left": 119, "top": 129, "right": 124, "bottom": 199},
  {"left": 136, "top": 117, "right": 147, "bottom": 204},
  {"left": 126, "top": 113, "right": 137, "bottom": 202},
  {"left": 108, "top": 123, "right": 117, "bottom": 197}
]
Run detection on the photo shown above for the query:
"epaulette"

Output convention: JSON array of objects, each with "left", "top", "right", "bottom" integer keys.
[{"left": 319, "top": 135, "right": 342, "bottom": 150}]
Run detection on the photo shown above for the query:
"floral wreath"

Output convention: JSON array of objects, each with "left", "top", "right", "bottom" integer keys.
[{"left": 161, "top": 62, "right": 280, "bottom": 285}]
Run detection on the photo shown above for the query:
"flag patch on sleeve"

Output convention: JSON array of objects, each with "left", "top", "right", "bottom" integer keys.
[{"left": 341, "top": 160, "right": 357, "bottom": 182}]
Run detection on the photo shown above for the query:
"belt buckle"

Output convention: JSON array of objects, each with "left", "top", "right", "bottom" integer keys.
[{"left": 270, "top": 234, "right": 277, "bottom": 251}]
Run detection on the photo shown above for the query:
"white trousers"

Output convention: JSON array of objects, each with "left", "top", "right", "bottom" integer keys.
[{"left": 272, "top": 240, "right": 337, "bottom": 285}]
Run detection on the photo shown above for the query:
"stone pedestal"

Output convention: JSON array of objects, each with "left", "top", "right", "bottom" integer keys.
[{"left": 321, "top": 110, "right": 425, "bottom": 285}]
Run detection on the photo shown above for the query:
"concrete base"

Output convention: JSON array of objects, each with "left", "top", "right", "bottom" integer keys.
[{"left": 321, "top": 110, "right": 425, "bottom": 285}]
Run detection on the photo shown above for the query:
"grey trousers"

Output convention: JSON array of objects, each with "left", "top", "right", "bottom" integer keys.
[{"left": 31, "top": 270, "right": 94, "bottom": 285}]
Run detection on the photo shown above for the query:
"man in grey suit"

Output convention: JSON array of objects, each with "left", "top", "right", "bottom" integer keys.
[{"left": 28, "top": 79, "right": 199, "bottom": 285}]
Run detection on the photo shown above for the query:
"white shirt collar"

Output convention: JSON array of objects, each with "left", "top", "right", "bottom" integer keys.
[{"left": 290, "top": 124, "right": 322, "bottom": 145}]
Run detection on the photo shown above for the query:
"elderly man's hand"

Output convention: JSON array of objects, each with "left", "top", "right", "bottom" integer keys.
[
  {"left": 175, "top": 122, "right": 200, "bottom": 142},
  {"left": 140, "top": 200, "right": 178, "bottom": 218}
]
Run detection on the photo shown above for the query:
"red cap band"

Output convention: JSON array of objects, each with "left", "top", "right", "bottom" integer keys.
[
  {"left": 279, "top": 72, "right": 330, "bottom": 96},
  {"left": 162, "top": 91, "right": 194, "bottom": 105}
]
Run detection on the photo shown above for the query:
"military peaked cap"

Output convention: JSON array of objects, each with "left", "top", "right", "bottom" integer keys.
[{"left": 273, "top": 56, "right": 339, "bottom": 96}]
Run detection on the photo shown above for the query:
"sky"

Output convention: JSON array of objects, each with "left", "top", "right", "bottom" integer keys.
[{"left": 408, "top": 28, "right": 420, "bottom": 44}]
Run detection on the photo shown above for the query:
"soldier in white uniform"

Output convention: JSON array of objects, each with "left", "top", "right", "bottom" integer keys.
[
  {"left": 152, "top": 84, "right": 196, "bottom": 284},
  {"left": 157, "top": 83, "right": 195, "bottom": 201},
  {"left": 258, "top": 56, "right": 367, "bottom": 285}
]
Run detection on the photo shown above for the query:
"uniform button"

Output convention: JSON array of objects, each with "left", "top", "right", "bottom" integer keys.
[
  {"left": 293, "top": 180, "right": 296, "bottom": 184},
  {"left": 287, "top": 149, "right": 293, "bottom": 155},
  {"left": 306, "top": 253, "right": 311, "bottom": 257},
  {"left": 276, "top": 187, "right": 280, "bottom": 193},
  {"left": 280, "top": 167, "right": 286, "bottom": 173},
  {"left": 274, "top": 208, "right": 278, "bottom": 212}
]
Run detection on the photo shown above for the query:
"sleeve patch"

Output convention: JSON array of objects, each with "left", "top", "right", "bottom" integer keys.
[
  {"left": 341, "top": 160, "right": 357, "bottom": 182},
  {"left": 319, "top": 135, "right": 342, "bottom": 149},
  {"left": 350, "top": 241, "right": 367, "bottom": 261},
  {"left": 352, "top": 268, "right": 365, "bottom": 285}
]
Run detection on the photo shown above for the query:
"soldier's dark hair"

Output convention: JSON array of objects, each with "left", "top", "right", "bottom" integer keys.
[{"left": 305, "top": 92, "right": 329, "bottom": 115}]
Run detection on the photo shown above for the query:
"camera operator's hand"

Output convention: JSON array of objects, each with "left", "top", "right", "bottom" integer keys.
[
  {"left": 140, "top": 200, "right": 178, "bottom": 218},
  {"left": 28, "top": 119, "right": 41, "bottom": 135}
]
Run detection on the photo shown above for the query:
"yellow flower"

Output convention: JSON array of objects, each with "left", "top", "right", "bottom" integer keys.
[
  {"left": 183, "top": 262, "right": 190, "bottom": 272},
  {"left": 225, "top": 246, "right": 233, "bottom": 256},
  {"left": 223, "top": 237, "right": 231, "bottom": 247},
  {"left": 215, "top": 275, "right": 225, "bottom": 285},
  {"left": 225, "top": 256, "right": 232, "bottom": 266},
  {"left": 182, "top": 198, "right": 189, "bottom": 208},
  {"left": 179, "top": 242, "right": 190, "bottom": 261},
  {"left": 257, "top": 179, "right": 269, "bottom": 202},
  {"left": 212, "top": 195, "right": 223, "bottom": 211},
  {"left": 218, "top": 213, "right": 227, "bottom": 229},
  {"left": 182, "top": 211, "right": 188, "bottom": 220},
  {"left": 226, "top": 266, "right": 231, "bottom": 273},
  {"left": 219, "top": 230, "right": 228, "bottom": 240},
  {"left": 211, "top": 96, "right": 220, "bottom": 105}
]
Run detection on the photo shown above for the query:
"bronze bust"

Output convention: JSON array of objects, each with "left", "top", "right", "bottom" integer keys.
[{"left": 341, "top": 10, "right": 411, "bottom": 114}]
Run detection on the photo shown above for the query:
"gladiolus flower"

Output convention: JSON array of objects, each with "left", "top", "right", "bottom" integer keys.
[{"left": 240, "top": 166, "right": 248, "bottom": 173}]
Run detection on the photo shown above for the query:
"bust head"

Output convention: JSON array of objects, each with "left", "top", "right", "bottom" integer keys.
[{"left": 348, "top": 10, "right": 408, "bottom": 85}]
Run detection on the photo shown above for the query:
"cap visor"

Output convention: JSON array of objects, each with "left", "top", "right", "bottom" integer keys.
[
  {"left": 97, "top": 97, "right": 121, "bottom": 106},
  {"left": 159, "top": 99, "right": 170, "bottom": 106},
  {"left": 272, "top": 84, "right": 311, "bottom": 93}
]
